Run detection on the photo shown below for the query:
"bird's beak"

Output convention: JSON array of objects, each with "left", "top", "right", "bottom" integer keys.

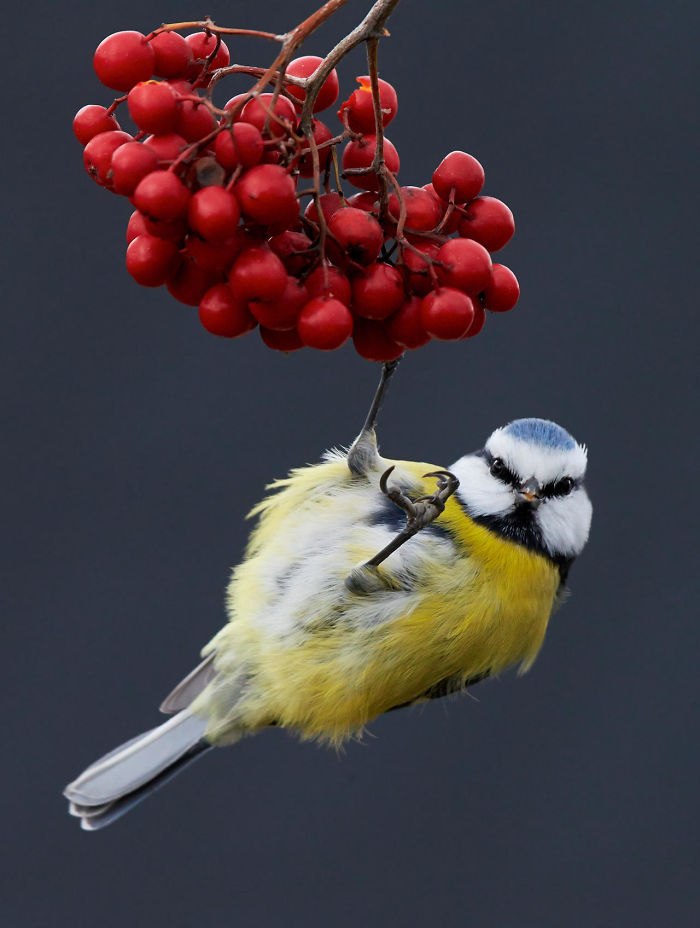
[{"left": 518, "top": 477, "right": 542, "bottom": 508}]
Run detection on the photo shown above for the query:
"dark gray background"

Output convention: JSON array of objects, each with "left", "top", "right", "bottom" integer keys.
[{"left": 3, "top": 0, "right": 698, "bottom": 925}]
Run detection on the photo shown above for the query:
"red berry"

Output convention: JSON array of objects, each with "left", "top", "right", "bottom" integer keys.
[
  {"left": 423, "top": 183, "right": 461, "bottom": 234},
  {"left": 133, "top": 169, "right": 191, "bottom": 220},
  {"left": 73, "top": 105, "right": 121, "bottom": 145},
  {"left": 352, "top": 262, "right": 405, "bottom": 320},
  {"left": 432, "top": 151, "right": 484, "bottom": 204},
  {"left": 249, "top": 277, "right": 308, "bottom": 330},
  {"left": 342, "top": 135, "right": 400, "bottom": 191},
  {"left": 346, "top": 192, "right": 378, "bottom": 213},
  {"left": 214, "top": 123, "right": 264, "bottom": 170},
  {"left": 176, "top": 99, "right": 216, "bottom": 142},
  {"left": 142, "top": 214, "right": 188, "bottom": 241},
  {"left": 199, "top": 284, "right": 256, "bottom": 337},
  {"left": 338, "top": 77, "right": 398, "bottom": 133},
  {"left": 167, "top": 261, "right": 221, "bottom": 305},
  {"left": 185, "top": 233, "right": 243, "bottom": 272},
  {"left": 150, "top": 32, "right": 192, "bottom": 79},
  {"left": 229, "top": 247, "right": 287, "bottom": 302},
  {"left": 352, "top": 318, "right": 403, "bottom": 362},
  {"left": 437, "top": 238, "right": 492, "bottom": 296},
  {"left": 298, "top": 297, "right": 353, "bottom": 350},
  {"left": 127, "top": 81, "right": 179, "bottom": 134},
  {"left": 305, "top": 264, "right": 352, "bottom": 305},
  {"left": 420, "top": 288, "right": 476, "bottom": 340},
  {"left": 402, "top": 242, "right": 441, "bottom": 297},
  {"left": 188, "top": 186, "right": 241, "bottom": 242},
  {"left": 240, "top": 93, "right": 296, "bottom": 138},
  {"left": 235, "top": 164, "right": 298, "bottom": 226},
  {"left": 386, "top": 186, "right": 442, "bottom": 233},
  {"left": 110, "top": 141, "right": 159, "bottom": 195},
  {"left": 297, "top": 119, "right": 333, "bottom": 177},
  {"left": 303, "top": 192, "right": 343, "bottom": 226},
  {"left": 385, "top": 295, "right": 431, "bottom": 349},
  {"left": 143, "top": 132, "right": 188, "bottom": 162},
  {"left": 126, "top": 234, "right": 180, "bottom": 286},
  {"left": 224, "top": 93, "right": 249, "bottom": 118},
  {"left": 126, "top": 210, "right": 149, "bottom": 243},
  {"left": 260, "top": 326, "right": 304, "bottom": 353},
  {"left": 463, "top": 300, "right": 486, "bottom": 337},
  {"left": 458, "top": 196, "right": 515, "bottom": 252},
  {"left": 185, "top": 33, "right": 230, "bottom": 81},
  {"left": 268, "top": 231, "right": 314, "bottom": 275},
  {"left": 285, "top": 56, "right": 340, "bottom": 113},
  {"left": 82, "top": 130, "right": 133, "bottom": 186},
  {"left": 93, "top": 31, "right": 155, "bottom": 92},
  {"left": 483, "top": 265, "right": 519, "bottom": 312},
  {"left": 327, "top": 207, "right": 383, "bottom": 266}
]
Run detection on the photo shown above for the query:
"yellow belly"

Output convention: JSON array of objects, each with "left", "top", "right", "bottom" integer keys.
[{"left": 200, "top": 458, "right": 561, "bottom": 745}]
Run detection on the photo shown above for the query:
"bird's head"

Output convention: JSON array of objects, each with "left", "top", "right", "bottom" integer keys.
[{"left": 451, "top": 418, "right": 592, "bottom": 561}]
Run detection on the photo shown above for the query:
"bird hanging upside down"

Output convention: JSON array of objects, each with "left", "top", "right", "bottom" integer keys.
[{"left": 64, "top": 360, "right": 592, "bottom": 829}]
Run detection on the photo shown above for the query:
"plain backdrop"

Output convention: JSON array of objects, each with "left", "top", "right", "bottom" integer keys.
[{"left": 3, "top": 1, "right": 698, "bottom": 925}]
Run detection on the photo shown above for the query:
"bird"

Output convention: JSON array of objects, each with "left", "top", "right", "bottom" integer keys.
[{"left": 64, "top": 360, "right": 592, "bottom": 830}]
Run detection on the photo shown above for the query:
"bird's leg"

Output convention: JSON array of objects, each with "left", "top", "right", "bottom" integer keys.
[
  {"left": 345, "top": 467, "right": 460, "bottom": 594},
  {"left": 347, "top": 357, "right": 403, "bottom": 476}
]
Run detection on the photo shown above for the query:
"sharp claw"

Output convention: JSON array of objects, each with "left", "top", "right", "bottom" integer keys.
[{"left": 379, "top": 465, "right": 396, "bottom": 494}]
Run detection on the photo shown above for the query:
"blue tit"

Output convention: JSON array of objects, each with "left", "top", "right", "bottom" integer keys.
[{"left": 64, "top": 362, "right": 592, "bottom": 830}]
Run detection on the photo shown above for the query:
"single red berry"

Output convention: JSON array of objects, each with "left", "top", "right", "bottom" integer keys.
[
  {"left": 185, "top": 33, "right": 230, "bottom": 81},
  {"left": 249, "top": 277, "right": 308, "bottom": 330},
  {"left": 297, "top": 119, "right": 333, "bottom": 177},
  {"left": 483, "top": 265, "right": 519, "bottom": 312},
  {"left": 463, "top": 300, "right": 486, "bottom": 337},
  {"left": 298, "top": 297, "right": 353, "bottom": 350},
  {"left": 73, "top": 105, "right": 121, "bottom": 145},
  {"left": 126, "top": 234, "right": 180, "bottom": 286},
  {"left": 167, "top": 260, "right": 222, "bottom": 305},
  {"left": 342, "top": 135, "right": 400, "bottom": 191},
  {"left": 234, "top": 164, "right": 298, "bottom": 226},
  {"left": 134, "top": 169, "right": 191, "bottom": 220},
  {"left": 268, "top": 231, "right": 314, "bottom": 275},
  {"left": 305, "top": 264, "right": 352, "bottom": 305},
  {"left": 338, "top": 77, "right": 398, "bottom": 133},
  {"left": 110, "top": 142, "right": 159, "bottom": 196},
  {"left": 422, "top": 183, "right": 461, "bottom": 233},
  {"left": 352, "top": 262, "right": 405, "bottom": 320},
  {"left": 229, "top": 246, "right": 287, "bottom": 302},
  {"left": 402, "top": 241, "right": 441, "bottom": 297},
  {"left": 142, "top": 214, "right": 188, "bottom": 241},
  {"left": 223, "top": 94, "right": 249, "bottom": 118},
  {"left": 437, "top": 238, "right": 493, "bottom": 296},
  {"left": 150, "top": 32, "right": 192, "bottom": 79},
  {"left": 386, "top": 186, "right": 442, "bottom": 233},
  {"left": 199, "top": 283, "right": 256, "bottom": 337},
  {"left": 285, "top": 56, "right": 340, "bottom": 113},
  {"left": 420, "top": 287, "right": 476, "bottom": 340},
  {"left": 346, "top": 192, "right": 378, "bottom": 213},
  {"left": 83, "top": 130, "right": 133, "bottom": 186},
  {"left": 432, "top": 151, "right": 485, "bottom": 204},
  {"left": 177, "top": 99, "right": 216, "bottom": 142},
  {"left": 188, "top": 186, "right": 241, "bottom": 242},
  {"left": 214, "top": 122, "right": 264, "bottom": 170},
  {"left": 94, "top": 32, "right": 155, "bottom": 91},
  {"left": 327, "top": 207, "right": 383, "bottom": 266},
  {"left": 143, "top": 132, "right": 188, "bottom": 163},
  {"left": 385, "top": 295, "right": 431, "bottom": 349},
  {"left": 185, "top": 232, "right": 243, "bottom": 272},
  {"left": 240, "top": 93, "right": 297, "bottom": 138},
  {"left": 303, "top": 192, "right": 343, "bottom": 226},
  {"left": 352, "top": 318, "right": 404, "bottom": 362},
  {"left": 126, "top": 210, "right": 149, "bottom": 243},
  {"left": 260, "top": 326, "right": 304, "bottom": 353},
  {"left": 458, "top": 196, "right": 515, "bottom": 252},
  {"left": 127, "top": 81, "right": 179, "bottom": 134}
]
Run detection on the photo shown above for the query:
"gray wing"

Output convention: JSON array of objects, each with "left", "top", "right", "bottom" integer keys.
[{"left": 159, "top": 652, "right": 218, "bottom": 714}]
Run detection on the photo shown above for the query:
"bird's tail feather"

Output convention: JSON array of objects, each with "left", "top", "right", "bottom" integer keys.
[{"left": 64, "top": 709, "right": 208, "bottom": 830}]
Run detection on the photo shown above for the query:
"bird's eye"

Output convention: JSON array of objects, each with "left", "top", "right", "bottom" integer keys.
[
  {"left": 490, "top": 458, "right": 507, "bottom": 479},
  {"left": 554, "top": 477, "right": 575, "bottom": 496}
]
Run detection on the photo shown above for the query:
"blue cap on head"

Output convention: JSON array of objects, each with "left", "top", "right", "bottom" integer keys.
[{"left": 503, "top": 418, "right": 576, "bottom": 451}]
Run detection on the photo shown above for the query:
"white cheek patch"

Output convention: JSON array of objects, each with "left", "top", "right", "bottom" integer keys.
[
  {"left": 536, "top": 489, "right": 593, "bottom": 557},
  {"left": 450, "top": 454, "right": 514, "bottom": 517},
  {"left": 486, "top": 430, "right": 588, "bottom": 485}
]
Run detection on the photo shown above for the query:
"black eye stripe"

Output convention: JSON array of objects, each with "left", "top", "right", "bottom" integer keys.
[
  {"left": 542, "top": 477, "right": 578, "bottom": 498},
  {"left": 485, "top": 453, "right": 519, "bottom": 487}
]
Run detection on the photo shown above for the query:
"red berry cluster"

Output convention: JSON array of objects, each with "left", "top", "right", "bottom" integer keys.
[{"left": 74, "top": 25, "right": 519, "bottom": 361}]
